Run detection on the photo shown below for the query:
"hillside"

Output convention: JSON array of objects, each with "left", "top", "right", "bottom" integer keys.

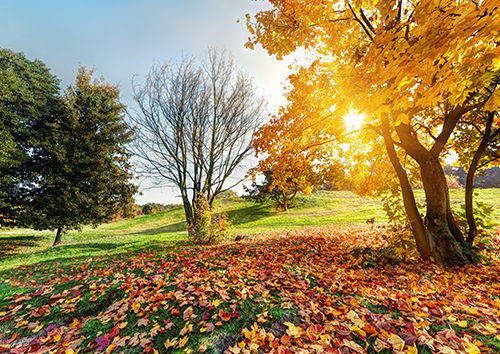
[
  {"left": 1, "top": 191, "right": 500, "bottom": 353},
  {"left": 2, "top": 189, "right": 500, "bottom": 271}
]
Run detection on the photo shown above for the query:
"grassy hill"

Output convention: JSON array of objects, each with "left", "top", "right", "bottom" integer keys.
[
  {"left": 1, "top": 190, "right": 500, "bottom": 353},
  {"left": 2, "top": 189, "right": 500, "bottom": 271}
]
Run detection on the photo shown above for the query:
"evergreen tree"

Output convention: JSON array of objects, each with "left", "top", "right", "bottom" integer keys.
[
  {"left": 0, "top": 48, "right": 62, "bottom": 223},
  {"left": 0, "top": 52, "right": 137, "bottom": 245}
]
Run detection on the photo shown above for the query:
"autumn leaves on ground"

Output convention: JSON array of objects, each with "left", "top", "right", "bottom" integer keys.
[{"left": 1, "top": 201, "right": 500, "bottom": 354}]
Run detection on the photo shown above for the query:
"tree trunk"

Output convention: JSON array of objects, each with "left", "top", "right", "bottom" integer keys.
[
  {"left": 465, "top": 112, "right": 498, "bottom": 245},
  {"left": 53, "top": 228, "right": 64, "bottom": 246},
  {"left": 380, "top": 115, "right": 431, "bottom": 260},
  {"left": 395, "top": 123, "right": 468, "bottom": 267},
  {"left": 181, "top": 190, "right": 195, "bottom": 239},
  {"left": 419, "top": 156, "right": 469, "bottom": 266}
]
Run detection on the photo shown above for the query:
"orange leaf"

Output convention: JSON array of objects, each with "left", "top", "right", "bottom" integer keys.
[{"left": 219, "top": 309, "right": 231, "bottom": 321}]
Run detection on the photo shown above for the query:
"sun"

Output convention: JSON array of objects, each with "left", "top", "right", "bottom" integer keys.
[{"left": 343, "top": 111, "right": 365, "bottom": 130}]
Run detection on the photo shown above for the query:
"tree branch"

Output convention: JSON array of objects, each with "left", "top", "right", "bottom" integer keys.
[
  {"left": 431, "top": 101, "right": 485, "bottom": 158},
  {"left": 359, "top": 8, "right": 375, "bottom": 33},
  {"left": 348, "top": 3, "right": 374, "bottom": 42}
]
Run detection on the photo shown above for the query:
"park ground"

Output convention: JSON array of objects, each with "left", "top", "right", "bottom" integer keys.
[{"left": 1, "top": 190, "right": 500, "bottom": 353}]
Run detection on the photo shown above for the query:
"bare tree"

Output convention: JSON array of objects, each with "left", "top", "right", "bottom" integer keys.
[{"left": 130, "top": 47, "right": 266, "bottom": 233}]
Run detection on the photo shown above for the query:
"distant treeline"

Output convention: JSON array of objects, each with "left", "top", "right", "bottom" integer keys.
[
  {"left": 139, "top": 203, "right": 181, "bottom": 215},
  {"left": 444, "top": 166, "right": 500, "bottom": 188}
]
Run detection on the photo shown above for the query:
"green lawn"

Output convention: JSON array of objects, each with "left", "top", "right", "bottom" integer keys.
[
  {"left": 2, "top": 189, "right": 499, "bottom": 271},
  {"left": 1, "top": 189, "right": 500, "bottom": 354}
]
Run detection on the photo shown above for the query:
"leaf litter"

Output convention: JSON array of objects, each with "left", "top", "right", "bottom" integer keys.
[{"left": 0, "top": 224, "right": 500, "bottom": 353}]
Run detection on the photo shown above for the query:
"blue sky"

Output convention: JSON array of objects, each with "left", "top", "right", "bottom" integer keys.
[{"left": 1, "top": 0, "right": 300, "bottom": 204}]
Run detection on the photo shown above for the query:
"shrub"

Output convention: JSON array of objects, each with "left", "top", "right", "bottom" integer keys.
[
  {"left": 215, "top": 189, "right": 239, "bottom": 200},
  {"left": 189, "top": 194, "right": 231, "bottom": 245}
]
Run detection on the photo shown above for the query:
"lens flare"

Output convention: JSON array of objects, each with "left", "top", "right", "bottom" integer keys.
[{"left": 343, "top": 111, "right": 365, "bottom": 130}]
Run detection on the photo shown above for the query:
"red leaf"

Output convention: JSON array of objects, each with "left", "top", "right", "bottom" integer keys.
[
  {"left": 95, "top": 335, "right": 110, "bottom": 352},
  {"left": 31, "top": 307, "right": 45, "bottom": 318},
  {"left": 109, "top": 325, "right": 120, "bottom": 339}
]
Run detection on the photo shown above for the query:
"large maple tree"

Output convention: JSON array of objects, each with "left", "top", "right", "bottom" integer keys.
[{"left": 246, "top": 0, "right": 500, "bottom": 266}]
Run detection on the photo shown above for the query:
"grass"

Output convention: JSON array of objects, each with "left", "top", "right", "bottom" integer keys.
[
  {"left": 2, "top": 188, "right": 500, "bottom": 271},
  {"left": 0, "top": 190, "right": 389, "bottom": 271},
  {"left": 223, "top": 190, "right": 389, "bottom": 232},
  {"left": 1, "top": 189, "right": 500, "bottom": 353}
]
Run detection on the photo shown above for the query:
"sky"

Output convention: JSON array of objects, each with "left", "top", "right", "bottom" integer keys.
[{"left": 0, "top": 0, "right": 302, "bottom": 205}]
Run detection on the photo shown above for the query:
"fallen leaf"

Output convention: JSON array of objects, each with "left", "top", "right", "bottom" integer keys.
[
  {"left": 179, "top": 322, "right": 193, "bottom": 336},
  {"left": 178, "top": 336, "right": 188, "bottom": 348},
  {"left": 343, "top": 339, "right": 364, "bottom": 353},
  {"left": 462, "top": 341, "right": 481, "bottom": 354},
  {"left": 129, "top": 333, "right": 140, "bottom": 347},
  {"left": 310, "top": 344, "right": 324, "bottom": 353},
  {"left": 219, "top": 309, "right": 231, "bottom": 321},
  {"left": 388, "top": 334, "right": 406, "bottom": 352},
  {"left": 114, "top": 336, "right": 130, "bottom": 347},
  {"left": 183, "top": 306, "right": 194, "bottom": 320},
  {"left": 404, "top": 346, "right": 418, "bottom": 354},
  {"left": 118, "top": 321, "right": 128, "bottom": 329},
  {"left": 164, "top": 339, "right": 177, "bottom": 349},
  {"left": 285, "top": 322, "right": 303, "bottom": 337}
]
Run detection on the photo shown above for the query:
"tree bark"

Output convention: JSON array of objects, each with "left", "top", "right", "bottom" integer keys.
[
  {"left": 180, "top": 188, "right": 195, "bottom": 239},
  {"left": 53, "top": 228, "right": 64, "bottom": 246},
  {"left": 465, "top": 112, "right": 499, "bottom": 245},
  {"left": 395, "top": 123, "right": 468, "bottom": 266},
  {"left": 419, "top": 156, "right": 468, "bottom": 266},
  {"left": 381, "top": 115, "right": 431, "bottom": 260}
]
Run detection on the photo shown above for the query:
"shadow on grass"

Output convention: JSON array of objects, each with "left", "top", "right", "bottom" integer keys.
[
  {"left": 226, "top": 204, "right": 276, "bottom": 226},
  {"left": 131, "top": 221, "right": 186, "bottom": 236},
  {"left": 53, "top": 242, "right": 125, "bottom": 252},
  {"left": 0, "top": 235, "right": 48, "bottom": 260},
  {"left": 0, "top": 242, "right": 132, "bottom": 272},
  {"left": 0, "top": 238, "right": 189, "bottom": 279}
]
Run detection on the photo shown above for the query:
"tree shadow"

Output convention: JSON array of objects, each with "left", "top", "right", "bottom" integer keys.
[
  {"left": 0, "top": 238, "right": 189, "bottom": 279},
  {"left": 53, "top": 242, "right": 126, "bottom": 252},
  {"left": 226, "top": 204, "right": 276, "bottom": 226},
  {"left": 0, "top": 235, "right": 48, "bottom": 260},
  {"left": 131, "top": 221, "right": 187, "bottom": 236}
]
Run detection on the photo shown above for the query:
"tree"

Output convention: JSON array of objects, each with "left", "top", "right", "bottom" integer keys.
[
  {"left": 249, "top": 96, "right": 355, "bottom": 208},
  {"left": 140, "top": 202, "right": 179, "bottom": 215},
  {"left": 131, "top": 48, "right": 266, "bottom": 240},
  {"left": 214, "top": 189, "right": 239, "bottom": 200},
  {"left": 246, "top": 0, "right": 500, "bottom": 266},
  {"left": 0, "top": 60, "right": 137, "bottom": 245},
  {"left": 244, "top": 169, "right": 302, "bottom": 211},
  {"left": 454, "top": 106, "right": 500, "bottom": 244},
  {"left": 0, "top": 48, "right": 62, "bottom": 226}
]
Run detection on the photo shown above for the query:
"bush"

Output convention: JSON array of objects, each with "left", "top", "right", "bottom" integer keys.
[
  {"left": 139, "top": 202, "right": 181, "bottom": 215},
  {"left": 446, "top": 174, "right": 463, "bottom": 189},
  {"left": 189, "top": 194, "right": 231, "bottom": 245},
  {"left": 215, "top": 190, "right": 239, "bottom": 200}
]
